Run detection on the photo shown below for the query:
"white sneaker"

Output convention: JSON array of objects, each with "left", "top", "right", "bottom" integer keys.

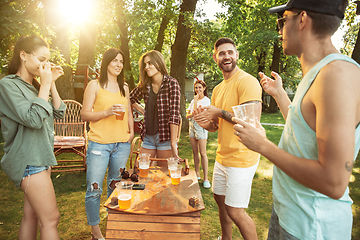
[{"left": 203, "top": 180, "right": 211, "bottom": 189}]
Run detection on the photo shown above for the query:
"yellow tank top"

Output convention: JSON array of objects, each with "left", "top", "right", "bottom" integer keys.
[{"left": 88, "top": 84, "right": 130, "bottom": 144}]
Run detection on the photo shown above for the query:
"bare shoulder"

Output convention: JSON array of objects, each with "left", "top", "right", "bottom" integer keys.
[
  {"left": 84, "top": 79, "right": 100, "bottom": 96},
  {"left": 313, "top": 59, "right": 360, "bottom": 123},
  {"left": 316, "top": 60, "right": 360, "bottom": 91},
  {"left": 323, "top": 60, "right": 360, "bottom": 81},
  {"left": 87, "top": 79, "right": 99, "bottom": 89}
]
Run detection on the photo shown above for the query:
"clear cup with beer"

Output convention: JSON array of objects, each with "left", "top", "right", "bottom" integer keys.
[
  {"left": 115, "top": 104, "right": 126, "bottom": 120},
  {"left": 115, "top": 181, "right": 134, "bottom": 209},
  {"left": 170, "top": 165, "right": 182, "bottom": 185},
  {"left": 231, "top": 102, "right": 261, "bottom": 126},
  {"left": 138, "top": 153, "right": 151, "bottom": 178},
  {"left": 167, "top": 157, "right": 179, "bottom": 176}
]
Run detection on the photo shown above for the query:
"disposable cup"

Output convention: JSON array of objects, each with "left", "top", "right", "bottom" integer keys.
[
  {"left": 115, "top": 104, "right": 126, "bottom": 120},
  {"left": 232, "top": 102, "right": 261, "bottom": 126},
  {"left": 138, "top": 153, "right": 151, "bottom": 178},
  {"left": 115, "top": 181, "right": 133, "bottom": 209},
  {"left": 170, "top": 165, "right": 182, "bottom": 185},
  {"left": 167, "top": 157, "right": 179, "bottom": 176}
]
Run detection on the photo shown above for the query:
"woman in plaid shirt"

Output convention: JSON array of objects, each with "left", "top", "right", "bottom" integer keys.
[{"left": 130, "top": 50, "right": 181, "bottom": 163}]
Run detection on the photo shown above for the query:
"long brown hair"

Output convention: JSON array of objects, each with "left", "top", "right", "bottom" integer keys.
[
  {"left": 138, "top": 50, "right": 168, "bottom": 91},
  {"left": 99, "top": 48, "right": 126, "bottom": 96}
]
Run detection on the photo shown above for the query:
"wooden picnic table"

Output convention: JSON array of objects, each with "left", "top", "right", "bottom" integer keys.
[{"left": 104, "top": 167, "right": 205, "bottom": 239}]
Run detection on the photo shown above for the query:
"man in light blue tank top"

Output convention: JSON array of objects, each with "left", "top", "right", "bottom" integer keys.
[{"left": 232, "top": 0, "right": 360, "bottom": 239}]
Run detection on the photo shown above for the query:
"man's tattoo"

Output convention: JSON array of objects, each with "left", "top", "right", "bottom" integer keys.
[
  {"left": 221, "top": 110, "right": 236, "bottom": 125},
  {"left": 345, "top": 162, "right": 354, "bottom": 172},
  {"left": 209, "top": 121, "right": 219, "bottom": 131}
]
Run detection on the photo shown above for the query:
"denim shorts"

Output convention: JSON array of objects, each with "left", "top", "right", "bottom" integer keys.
[
  {"left": 267, "top": 206, "right": 300, "bottom": 240},
  {"left": 142, "top": 133, "right": 172, "bottom": 151},
  {"left": 22, "top": 165, "right": 50, "bottom": 178},
  {"left": 189, "top": 119, "right": 208, "bottom": 140}
]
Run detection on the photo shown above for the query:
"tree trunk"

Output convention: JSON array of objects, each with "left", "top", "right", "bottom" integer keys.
[
  {"left": 154, "top": 15, "right": 170, "bottom": 52},
  {"left": 170, "top": 0, "right": 198, "bottom": 131},
  {"left": 352, "top": 23, "right": 360, "bottom": 64},
  {"left": 267, "top": 41, "right": 281, "bottom": 113},
  {"left": 116, "top": 1, "right": 135, "bottom": 90},
  {"left": 77, "top": 22, "right": 96, "bottom": 68},
  {"left": 256, "top": 49, "right": 266, "bottom": 113},
  {"left": 43, "top": 0, "right": 75, "bottom": 100}
]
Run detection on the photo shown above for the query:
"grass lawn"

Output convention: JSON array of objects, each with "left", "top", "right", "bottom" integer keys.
[{"left": 0, "top": 112, "right": 360, "bottom": 239}]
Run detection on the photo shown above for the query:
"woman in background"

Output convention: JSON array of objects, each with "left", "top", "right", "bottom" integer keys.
[
  {"left": 186, "top": 79, "right": 211, "bottom": 188},
  {"left": 0, "top": 36, "right": 65, "bottom": 239},
  {"left": 130, "top": 50, "right": 181, "bottom": 164},
  {"left": 82, "top": 48, "right": 134, "bottom": 240}
]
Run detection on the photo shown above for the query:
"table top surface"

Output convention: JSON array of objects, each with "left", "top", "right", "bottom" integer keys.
[{"left": 104, "top": 167, "right": 205, "bottom": 215}]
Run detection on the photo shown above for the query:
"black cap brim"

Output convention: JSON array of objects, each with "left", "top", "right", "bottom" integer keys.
[{"left": 268, "top": 4, "right": 290, "bottom": 15}]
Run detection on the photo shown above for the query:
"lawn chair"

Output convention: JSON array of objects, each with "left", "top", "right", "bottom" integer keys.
[{"left": 52, "top": 100, "right": 87, "bottom": 172}]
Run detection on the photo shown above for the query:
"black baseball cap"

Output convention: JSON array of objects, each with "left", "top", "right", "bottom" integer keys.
[{"left": 268, "top": 0, "right": 345, "bottom": 19}]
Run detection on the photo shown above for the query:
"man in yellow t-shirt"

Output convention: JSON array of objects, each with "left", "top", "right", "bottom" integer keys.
[{"left": 193, "top": 37, "right": 262, "bottom": 240}]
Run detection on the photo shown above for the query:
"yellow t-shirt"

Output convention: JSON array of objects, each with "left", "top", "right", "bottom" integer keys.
[
  {"left": 212, "top": 69, "right": 262, "bottom": 168},
  {"left": 88, "top": 87, "right": 130, "bottom": 144}
]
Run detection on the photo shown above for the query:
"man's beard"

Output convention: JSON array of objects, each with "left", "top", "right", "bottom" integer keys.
[{"left": 219, "top": 59, "right": 236, "bottom": 72}]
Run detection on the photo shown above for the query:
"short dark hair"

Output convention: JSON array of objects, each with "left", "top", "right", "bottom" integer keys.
[
  {"left": 99, "top": 48, "right": 126, "bottom": 96},
  {"left": 8, "top": 36, "right": 49, "bottom": 75},
  {"left": 294, "top": 0, "right": 348, "bottom": 37},
  {"left": 306, "top": 11, "right": 341, "bottom": 37},
  {"left": 214, "top": 37, "right": 236, "bottom": 54}
]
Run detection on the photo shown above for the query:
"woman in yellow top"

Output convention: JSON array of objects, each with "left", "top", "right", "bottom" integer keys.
[{"left": 81, "top": 48, "right": 134, "bottom": 240}]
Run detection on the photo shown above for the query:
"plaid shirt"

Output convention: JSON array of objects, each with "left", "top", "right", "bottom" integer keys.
[{"left": 130, "top": 75, "right": 181, "bottom": 142}]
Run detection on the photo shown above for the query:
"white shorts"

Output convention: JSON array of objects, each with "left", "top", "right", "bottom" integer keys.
[{"left": 212, "top": 159, "right": 259, "bottom": 208}]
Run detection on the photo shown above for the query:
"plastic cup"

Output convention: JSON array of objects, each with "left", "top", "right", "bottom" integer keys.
[
  {"left": 167, "top": 157, "right": 179, "bottom": 176},
  {"left": 138, "top": 153, "right": 151, "bottom": 178},
  {"left": 170, "top": 165, "right": 182, "bottom": 185},
  {"left": 115, "top": 104, "right": 126, "bottom": 120},
  {"left": 115, "top": 181, "right": 134, "bottom": 209},
  {"left": 232, "top": 102, "right": 261, "bottom": 126}
]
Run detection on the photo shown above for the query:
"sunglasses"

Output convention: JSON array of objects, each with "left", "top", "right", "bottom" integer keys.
[
  {"left": 276, "top": 12, "right": 300, "bottom": 31},
  {"left": 120, "top": 168, "right": 139, "bottom": 182}
]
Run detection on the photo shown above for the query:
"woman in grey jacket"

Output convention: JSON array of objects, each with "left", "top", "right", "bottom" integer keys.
[{"left": 0, "top": 36, "right": 66, "bottom": 240}]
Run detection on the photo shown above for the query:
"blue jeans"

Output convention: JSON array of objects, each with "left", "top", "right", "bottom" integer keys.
[{"left": 85, "top": 140, "right": 130, "bottom": 226}]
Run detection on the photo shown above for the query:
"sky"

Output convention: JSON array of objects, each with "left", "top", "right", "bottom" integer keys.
[
  {"left": 199, "top": 0, "right": 346, "bottom": 51},
  {"left": 197, "top": 0, "right": 227, "bottom": 20}
]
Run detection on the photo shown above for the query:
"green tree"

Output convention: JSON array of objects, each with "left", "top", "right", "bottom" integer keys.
[
  {"left": 186, "top": 19, "right": 223, "bottom": 92},
  {"left": 218, "top": 0, "right": 301, "bottom": 112},
  {"left": 0, "top": 0, "right": 49, "bottom": 73}
]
